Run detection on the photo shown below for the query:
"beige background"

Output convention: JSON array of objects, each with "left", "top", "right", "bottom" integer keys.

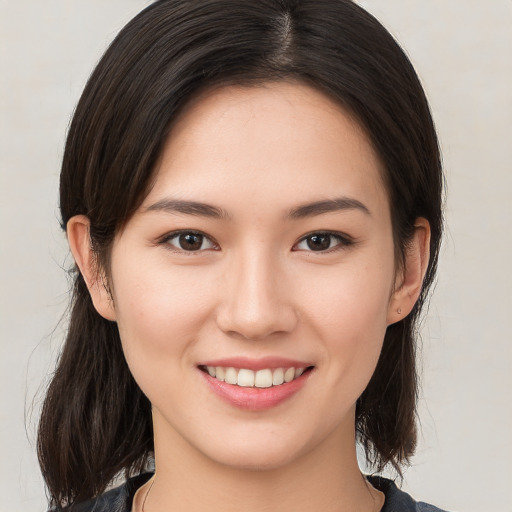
[{"left": 1, "top": 1, "right": 511, "bottom": 511}]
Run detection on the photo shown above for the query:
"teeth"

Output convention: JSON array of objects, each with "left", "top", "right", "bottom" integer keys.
[
  {"left": 238, "top": 368, "right": 255, "bottom": 387},
  {"left": 225, "top": 367, "right": 238, "bottom": 385},
  {"left": 205, "top": 366, "right": 309, "bottom": 388},
  {"left": 215, "top": 366, "right": 225, "bottom": 381},
  {"left": 254, "top": 369, "right": 273, "bottom": 388},
  {"left": 272, "top": 368, "right": 284, "bottom": 385},
  {"left": 284, "top": 367, "right": 295, "bottom": 383}
]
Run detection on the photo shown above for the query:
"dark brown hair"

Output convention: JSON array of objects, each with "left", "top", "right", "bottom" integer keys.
[{"left": 38, "top": 0, "right": 443, "bottom": 508}]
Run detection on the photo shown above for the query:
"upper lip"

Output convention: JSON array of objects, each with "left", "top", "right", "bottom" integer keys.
[{"left": 198, "top": 356, "right": 314, "bottom": 371}]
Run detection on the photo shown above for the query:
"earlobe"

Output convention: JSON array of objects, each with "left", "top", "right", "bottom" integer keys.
[
  {"left": 66, "top": 215, "right": 117, "bottom": 321},
  {"left": 387, "top": 218, "right": 431, "bottom": 325}
]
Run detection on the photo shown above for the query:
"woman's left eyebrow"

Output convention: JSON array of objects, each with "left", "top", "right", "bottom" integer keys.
[{"left": 287, "top": 197, "right": 371, "bottom": 219}]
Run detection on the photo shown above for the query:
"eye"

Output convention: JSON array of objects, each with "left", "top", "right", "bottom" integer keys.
[
  {"left": 294, "top": 232, "right": 352, "bottom": 252},
  {"left": 162, "top": 231, "right": 218, "bottom": 252}
]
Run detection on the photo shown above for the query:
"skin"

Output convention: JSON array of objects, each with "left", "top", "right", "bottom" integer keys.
[{"left": 68, "top": 82, "right": 430, "bottom": 512}]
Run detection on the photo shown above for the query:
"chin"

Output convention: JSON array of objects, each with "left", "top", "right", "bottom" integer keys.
[{"left": 195, "top": 427, "right": 319, "bottom": 473}]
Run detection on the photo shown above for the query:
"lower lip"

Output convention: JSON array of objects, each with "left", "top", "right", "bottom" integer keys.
[{"left": 199, "top": 369, "right": 313, "bottom": 411}]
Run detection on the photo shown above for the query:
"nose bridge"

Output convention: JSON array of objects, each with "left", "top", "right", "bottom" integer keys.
[{"left": 217, "top": 245, "right": 296, "bottom": 340}]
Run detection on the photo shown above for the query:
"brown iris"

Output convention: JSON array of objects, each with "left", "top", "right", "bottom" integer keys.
[
  {"left": 306, "top": 234, "right": 332, "bottom": 251},
  {"left": 179, "top": 233, "right": 204, "bottom": 251}
]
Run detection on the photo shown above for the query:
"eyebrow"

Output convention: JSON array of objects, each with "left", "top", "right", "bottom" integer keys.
[
  {"left": 145, "top": 196, "right": 370, "bottom": 220},
  {"left": 145, "top": 199, "right": 231, "bottom": 219},
  {"left": 287, "top": 197, "right": 371, "bottom": 219}
]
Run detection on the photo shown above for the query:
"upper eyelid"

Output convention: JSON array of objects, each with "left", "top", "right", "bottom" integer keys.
[
  {"left": 160, "top": 229, "right": 214, "bottom": 241},
  {"left": 296, "top": 230, "right": 353, "bottom": 243}
]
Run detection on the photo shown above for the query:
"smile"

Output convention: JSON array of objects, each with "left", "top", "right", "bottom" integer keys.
[
  {"left": 199, "top": 365, "right": 311, "bottom": 388},
  {"left": 197, "top": 357, "right": 315, "bottom": 410}
]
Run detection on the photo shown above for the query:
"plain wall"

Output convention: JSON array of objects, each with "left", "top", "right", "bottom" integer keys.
[{"left": 1, "top": 1, "right": 511, "bottom": 511}]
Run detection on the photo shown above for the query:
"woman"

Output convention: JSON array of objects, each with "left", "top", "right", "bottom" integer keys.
[{"left": 38, "top": 1, "right": 446, "bottom": 511}]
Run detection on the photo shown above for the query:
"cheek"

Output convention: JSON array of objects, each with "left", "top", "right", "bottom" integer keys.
[
  {"left": 299, "top": 252, "right": 394, "bottom": 389},
  {"left": 302, "top": 256, "right": 393, "bottom": 333},
  {"left": 110, "top": 260, "right": 215, "bottom": 379}
]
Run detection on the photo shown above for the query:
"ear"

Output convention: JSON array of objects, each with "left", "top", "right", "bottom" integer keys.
[
  {"left": 387, "top": 218, "right": 431, "bottom": 325},
  {"left": 67, "top": 215, "right": 117, "bottom": 321}
]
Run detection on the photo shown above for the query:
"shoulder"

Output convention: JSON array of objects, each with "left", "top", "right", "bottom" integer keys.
[
  {"left": 58, "top": 473, "right": 153, "bottom": 512},
  {"left": 368, "top": 475, "right": 451, "bottom": 512}
]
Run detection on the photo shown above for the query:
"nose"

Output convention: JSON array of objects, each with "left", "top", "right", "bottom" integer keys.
[{"left": 215, "top": 251, "right": 298, "bottom": 341}]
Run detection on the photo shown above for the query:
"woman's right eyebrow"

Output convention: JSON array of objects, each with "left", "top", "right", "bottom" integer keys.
[{"left": 145, "top": 199, "right": 232, "bottom": 219}]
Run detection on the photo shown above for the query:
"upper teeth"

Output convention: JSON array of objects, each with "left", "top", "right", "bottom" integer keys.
[{"left": 206, "top": 366, "right": 305, "bottom": 388}]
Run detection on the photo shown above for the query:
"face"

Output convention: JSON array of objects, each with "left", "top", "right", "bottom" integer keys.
[{"left": 105, "top": 82, "right": 399, "bottom": 470}]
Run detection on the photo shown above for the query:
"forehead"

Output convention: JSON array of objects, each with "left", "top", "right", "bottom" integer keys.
[{"left": 144, "top": 82, "right": 388, "bottom": 216}]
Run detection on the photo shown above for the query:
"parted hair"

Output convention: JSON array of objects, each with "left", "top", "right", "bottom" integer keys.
[{"left": 38, "top": 0, "right": 443, "bottom": 508}]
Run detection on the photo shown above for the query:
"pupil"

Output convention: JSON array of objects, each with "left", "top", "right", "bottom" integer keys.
[
  {"left": 307, "top": 234, "right": 330, "bottom": 251},
  {"left": 179, "top": 233, "right": 202, "bottom": 250}
]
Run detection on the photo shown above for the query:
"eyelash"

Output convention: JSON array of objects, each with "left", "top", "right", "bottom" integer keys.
[{"left": 158, "top": 230, "right": 353, "bottom": 254}]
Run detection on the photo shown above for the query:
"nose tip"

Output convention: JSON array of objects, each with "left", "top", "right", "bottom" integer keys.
[
  {"left": 215, "top": 262, "right": 298, "bottom": 341},
  {"left": 216, "top": 301, "right": 297, "bottom": 341}
]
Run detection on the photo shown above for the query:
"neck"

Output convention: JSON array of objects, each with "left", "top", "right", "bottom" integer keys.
[{"left": 140, "top": 413, "right": 384, "bottom": 512}]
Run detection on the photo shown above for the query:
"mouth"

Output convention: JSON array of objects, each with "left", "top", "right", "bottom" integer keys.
[
  {"left": 198, "top": 365, "right": 315, "bottom": 388},
  {"left": 197, "top": 357, "right": 315, "bottom": 410}
]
